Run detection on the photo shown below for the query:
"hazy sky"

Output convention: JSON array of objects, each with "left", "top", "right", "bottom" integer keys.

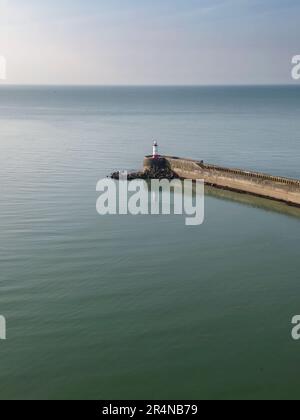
[{"left": 0, "top": 0, "right": 299, "bottom": 85}]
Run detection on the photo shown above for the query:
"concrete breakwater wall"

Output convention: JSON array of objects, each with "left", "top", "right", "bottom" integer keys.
[{"left": 143, "top": 156, "right": 300, "bottom": 207}]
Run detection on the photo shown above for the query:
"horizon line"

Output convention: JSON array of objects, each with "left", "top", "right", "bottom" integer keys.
[{"left": 0, "top": 83, "right": 299, "bottom": 88}]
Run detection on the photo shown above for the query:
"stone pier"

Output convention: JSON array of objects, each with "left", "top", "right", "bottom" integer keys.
[{"left": 143, "top": 156, "right": 300, "bottom": 207}]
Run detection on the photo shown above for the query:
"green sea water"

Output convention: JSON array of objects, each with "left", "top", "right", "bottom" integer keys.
[{"left": 1, "top": 86, "right": 300, "bottom": 400}]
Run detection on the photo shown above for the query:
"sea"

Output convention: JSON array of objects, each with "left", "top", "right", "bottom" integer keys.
[{"left": 1, "top": 85, "right": 300, "bottom": 400}]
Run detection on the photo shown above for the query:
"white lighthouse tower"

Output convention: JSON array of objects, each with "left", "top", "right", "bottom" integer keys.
[{"left": 152, "top": 141, "right": 159, "bottom": 159}]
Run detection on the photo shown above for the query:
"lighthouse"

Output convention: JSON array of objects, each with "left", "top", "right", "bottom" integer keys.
[{"left": 152, "top": 141, "right": 159, "bottom": 159}]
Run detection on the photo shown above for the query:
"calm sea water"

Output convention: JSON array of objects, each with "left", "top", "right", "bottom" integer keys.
[{"left": 1, "top": 86, "right": 300, "bottom": 400}]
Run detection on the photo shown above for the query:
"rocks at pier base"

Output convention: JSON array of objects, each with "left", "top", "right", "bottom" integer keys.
[{"left": 110, "top": 167, "right": 179, "bottom": 181}]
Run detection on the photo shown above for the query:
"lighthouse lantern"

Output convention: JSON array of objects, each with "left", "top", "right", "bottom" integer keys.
[{"left": 153, "top": 141, "right": 159, "bottom": 159}]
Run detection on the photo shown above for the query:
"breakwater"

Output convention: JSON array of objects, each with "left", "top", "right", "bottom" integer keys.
[{"left": 143, "top": 156, "right": 300, "bottom": 207}]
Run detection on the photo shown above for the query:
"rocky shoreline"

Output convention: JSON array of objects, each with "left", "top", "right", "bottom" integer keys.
[{"left": 110, "top": 167, "right": 179, "bottom": 181}]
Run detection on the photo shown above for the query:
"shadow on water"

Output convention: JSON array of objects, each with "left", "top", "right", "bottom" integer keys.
[
  {"left": 128, "top": 178, "right": 300, "bottom": 220},
  {"left": 205, "top": 184, "right": 300, "bottom": 220}
]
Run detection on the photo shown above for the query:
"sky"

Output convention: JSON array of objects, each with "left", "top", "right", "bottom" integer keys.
[{"left": 0, "top": 0, "right": 300, "bottom": 85}]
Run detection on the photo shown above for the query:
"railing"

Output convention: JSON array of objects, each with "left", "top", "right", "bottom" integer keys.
[
  {"left": 162, "top": 156, "right": 300, "bottom": 187},
  {"left": 200, "top": 162, "right": 300, "bottom": 187}
]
